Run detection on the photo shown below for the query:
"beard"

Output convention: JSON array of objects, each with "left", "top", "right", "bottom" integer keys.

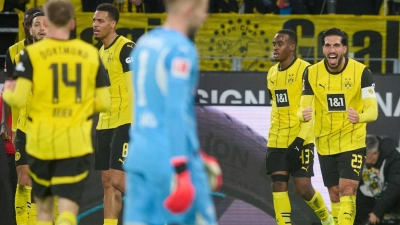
[{"left": 325, "top": 53, "right": 345, "bottom": 70}]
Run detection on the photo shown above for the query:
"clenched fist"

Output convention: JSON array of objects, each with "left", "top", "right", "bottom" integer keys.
[
  {"left": 347, "top": 107, "right": 359, "bottom": 124},
  {"left": 302, "top": 107, "right": 313, "bottom": 122}
]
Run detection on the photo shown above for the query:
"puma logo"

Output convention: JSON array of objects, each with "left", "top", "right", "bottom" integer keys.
[
  {"left": 354, "top": 169, "right": 360, "bottom": 176},
  {"left": 119, "top": 158, "right": 125, "bottom": 164},
  {"left": 270, "top": 80, "right": 275, "bottom": 85},
  {"left": 127, "top": 44, "right": 134, "bottom": 48},
  {"left": 301, "top": 166, "right": 309, "bottom": 172},
  {"left": 294, "top": 146, "right": 300, "bottom": 151},
  {"left": 319, "top": 83, "right": 326, "bottom": 90}
]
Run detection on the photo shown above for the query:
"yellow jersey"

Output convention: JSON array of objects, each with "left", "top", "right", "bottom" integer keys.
[
  {"left": 12, "top": 53, "right": 32, "bottom": 133},
  {"left": 302, "top": 58, "right": 376, "bottom": 155},
  {"left": 14, "top": 38, "right": 109, "bottom": 160},
  {"left": 5, "top": 39, "right": 26, "bottom": 78},
  {"left": 267, "top": 58, "right": 313, "bottom": 149},
  {"left": 97, "top": 35, "right": 134, "bottom": 130}
]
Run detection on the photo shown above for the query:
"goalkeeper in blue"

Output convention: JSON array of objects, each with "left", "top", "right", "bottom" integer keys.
[{"left": 123, "top": 0, "right": 222, "bottom": 224}]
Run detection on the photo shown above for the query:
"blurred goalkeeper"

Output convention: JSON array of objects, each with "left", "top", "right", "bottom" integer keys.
[{"left": 123, "top": 0, "right": 222, "bottom": 224}]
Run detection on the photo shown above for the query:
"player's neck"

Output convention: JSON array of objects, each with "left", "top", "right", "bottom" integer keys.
[
  {"left": 279, "top": 56, "right": 295, "bottom": 71},
  {"left": 164, "top": 16, "right": 189, "bottom": 37},
  {"left": 102, "top": 32, "right": 119, "bottom": 49},
  {"left": 47, "top": 27, "right": 70, "bottom": 40}
]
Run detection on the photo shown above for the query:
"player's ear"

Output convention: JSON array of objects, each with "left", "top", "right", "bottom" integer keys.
[
  {"left": 112, "top": 20, "right": 116, "bottom": 29},
  {"left": 343, "top": 45, "right": 347, "bottom": 54},
  {"left": 29, "top": 27, "right": 33, "bottom": 36},
  {"left": 43, "top": 17, "right": 48, "bottom": 28},
  {"left": 290, "top": 43, "right": 295, "bottom": 51},
  {"left": 69, "top": 18, "right": 76, "bottom": 31}
]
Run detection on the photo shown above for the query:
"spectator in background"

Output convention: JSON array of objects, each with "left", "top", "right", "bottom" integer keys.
[
  {"left": 209, "top": 0, "right": 239, "bottom": 13},
  {"left": 128, "top": 0, "right": 165, "bottom": 13},
  {"left": 335, "top": 0, "right": 383, "bottom": 15},
  {"left": 272, "top": 0, "right": 309, "bottom": 15},
  {"left": 354, "top": 135, "right": 400, "bottom": 225}
]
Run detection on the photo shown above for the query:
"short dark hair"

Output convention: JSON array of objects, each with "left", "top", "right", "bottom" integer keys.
[
  {"left": 321, "top": 28, "right": 347, "bottom": 46},
  {"left": 30, "top": 12, "right": 45, "bottom": 26},
  {"left": 366, "top": 134, "right": 380, "bottom": 154},
  {"left": 25, "top": 7, "right": 41, "bottom": 18},
  {"left": 96, "top": 3, "right": 119, "bottom": 23},
  {"left": 277, "top": 29, "right": 298, "bottom": 45}
]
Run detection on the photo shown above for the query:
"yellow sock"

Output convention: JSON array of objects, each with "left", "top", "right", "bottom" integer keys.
[
  {"left": 338, "top": 195, "right": 356, "bottom": 225},
  {"left": 53, "top": 196, "right": 59, "bottom": 222},
  {"left": 331, "top": 201, "right": 340, "bottom": 225},
  {"left": 28, "top": 203, "right": 37, "bottom": 225},
  {"left": 15, "top": 184, "right": 31, "bottom": 225},
  {"left": 55, "top": 211, "right": 76, "bottom": 225},
  {"left": 104, "top": 218, "right": 118, "bottom": 225},
  {"left": 272, "top": 191, "right": 291, "bottom": 225},
  {"left": 36, "top": 222, "right": 52, "bottom": 225},
  {"left": 305, "top": 190, "right": 329, "bottom": 222}
]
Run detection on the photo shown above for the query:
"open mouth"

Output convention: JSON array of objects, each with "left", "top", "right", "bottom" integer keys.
[
  {"left": 273, "top": 52, "right": 279, "bottom": 58},
  {"left": 328, "top": 54, "right": 338, "bottom": 66},
  {"left": 38, "top": 32, "right": 46, "bottom": 37},
  {"left": 93, "top": 29, "right": 100, "bottom": 35}
]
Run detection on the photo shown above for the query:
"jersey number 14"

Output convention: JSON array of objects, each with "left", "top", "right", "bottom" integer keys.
[{"left": 50, "top": 63, "right": 82, "bottom": 104}]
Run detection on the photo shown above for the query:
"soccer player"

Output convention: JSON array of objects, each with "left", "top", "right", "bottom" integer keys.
[
  {"left": 298, "top": 27, "right": 378, "bottom": 225},
  {"left": 3, "top": 7, "right": 41, "bottom": 225},
  {"left": 266, "top": 29, "right": 333, "bottom": 225},
  {"left": 11, "top": 11, "right": 48, "bottom": 225},
  {"left": 3, "top": 1, "right": 111, "bottom": 225},
  {"left": 123, "top": 0, "right": 218, "bottom": 224},
  {"left": 92, "top": 3, "right": 134, "bottom": 225}
]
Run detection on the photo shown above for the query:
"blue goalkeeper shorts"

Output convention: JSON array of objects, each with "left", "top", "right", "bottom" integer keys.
[{"left": 123, "top": 154, "right": 217, "bottom": 225}]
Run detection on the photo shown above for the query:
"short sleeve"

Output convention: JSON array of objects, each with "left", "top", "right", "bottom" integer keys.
[
  {"left": 302, "top": 68, "right": 314, "bottom": 95},
  {"left": 361, "top": 67, "right": 374, "bottom": 88},
  {"left": 14, "top": 50, "right": 33, "bottom": 81},
  {"left": 119, "top": 42, "right": 135, "bottom": 73}
]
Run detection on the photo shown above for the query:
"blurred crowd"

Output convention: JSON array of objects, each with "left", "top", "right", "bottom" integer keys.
[{"left": 2, "top": 0, "right": 400, "bottom": 15}]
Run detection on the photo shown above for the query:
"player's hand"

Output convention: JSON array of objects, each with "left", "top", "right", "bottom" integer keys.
[
  {"left": 4, "top": 80, "right": 16, "bottom": 91},
  {"left": 285, "top": 137, "right": 304, "bottom": 169},
  {"left": 347, "top": 107, "right": 360, "bottom": 124},
  {"left": 302, "top": 107, "right": 313, "bottom": 122},
  {"left": 200, "top": 151, "right": 223, "bottom": 191},
  {"left": 0, "top": 122, "right": 11, "bottom": 141},
  {"left": 368, "top": 212, "right": 380, "bottom": 224},
  {"left": 164, "top": 156, "right": 195, "bottom": 214}
]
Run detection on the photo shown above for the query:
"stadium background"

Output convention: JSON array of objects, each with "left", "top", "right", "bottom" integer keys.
[{"left": 0, "top": 12, "right": 399, "bottom": 225}]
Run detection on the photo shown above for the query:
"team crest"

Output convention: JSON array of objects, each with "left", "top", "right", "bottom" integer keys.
[
  {"left": 15, "top": 152, "right": 21, "bottom": 161},
  {"left": 344, "top": 78, "right": 353, "bottom": 89},
  {"left": 368, "top": 88, "right": 374, "bottom": 94},
  {"left": 107, "top": 53, "right": 113, "bottom": 64},
  {"left": 287, "top": 74, "right": 294, "bottom": 84}
]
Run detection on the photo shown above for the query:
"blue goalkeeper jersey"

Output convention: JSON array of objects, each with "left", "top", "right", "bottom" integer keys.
[{"left": 125, "top": 27, "right": 200, "bottom": 174}]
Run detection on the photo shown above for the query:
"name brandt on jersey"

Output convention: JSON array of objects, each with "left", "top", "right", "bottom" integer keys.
[
  {"left": 53, "top": 108, "right": 72, "bottom": 117},
  {"left": 39, "top": 46, "right": 89, "bottom": 60}
]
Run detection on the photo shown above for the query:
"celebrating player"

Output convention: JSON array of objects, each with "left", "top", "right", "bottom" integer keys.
[
  {"left": 266, "top": 29, "right": 333, "bottom": 225},
  {"left": 298, "top": 27, "right": 378, "bottom": 225}
]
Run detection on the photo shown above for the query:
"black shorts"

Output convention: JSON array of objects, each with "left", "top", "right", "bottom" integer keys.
[
  {"left": 27, "top": 154, "right": 91, "bottom": 204},
  {"left": 266, "top": 143, "right": 315, "bottom": 178},
  {"left": 94, "top": 123, "right": 130, "bottom": 171},
  {"left": 15, "top": 129, "right": 27, "bottom": 166},
  {"left": 318, "top": 148, "right": 366, "bottom": 188}
]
